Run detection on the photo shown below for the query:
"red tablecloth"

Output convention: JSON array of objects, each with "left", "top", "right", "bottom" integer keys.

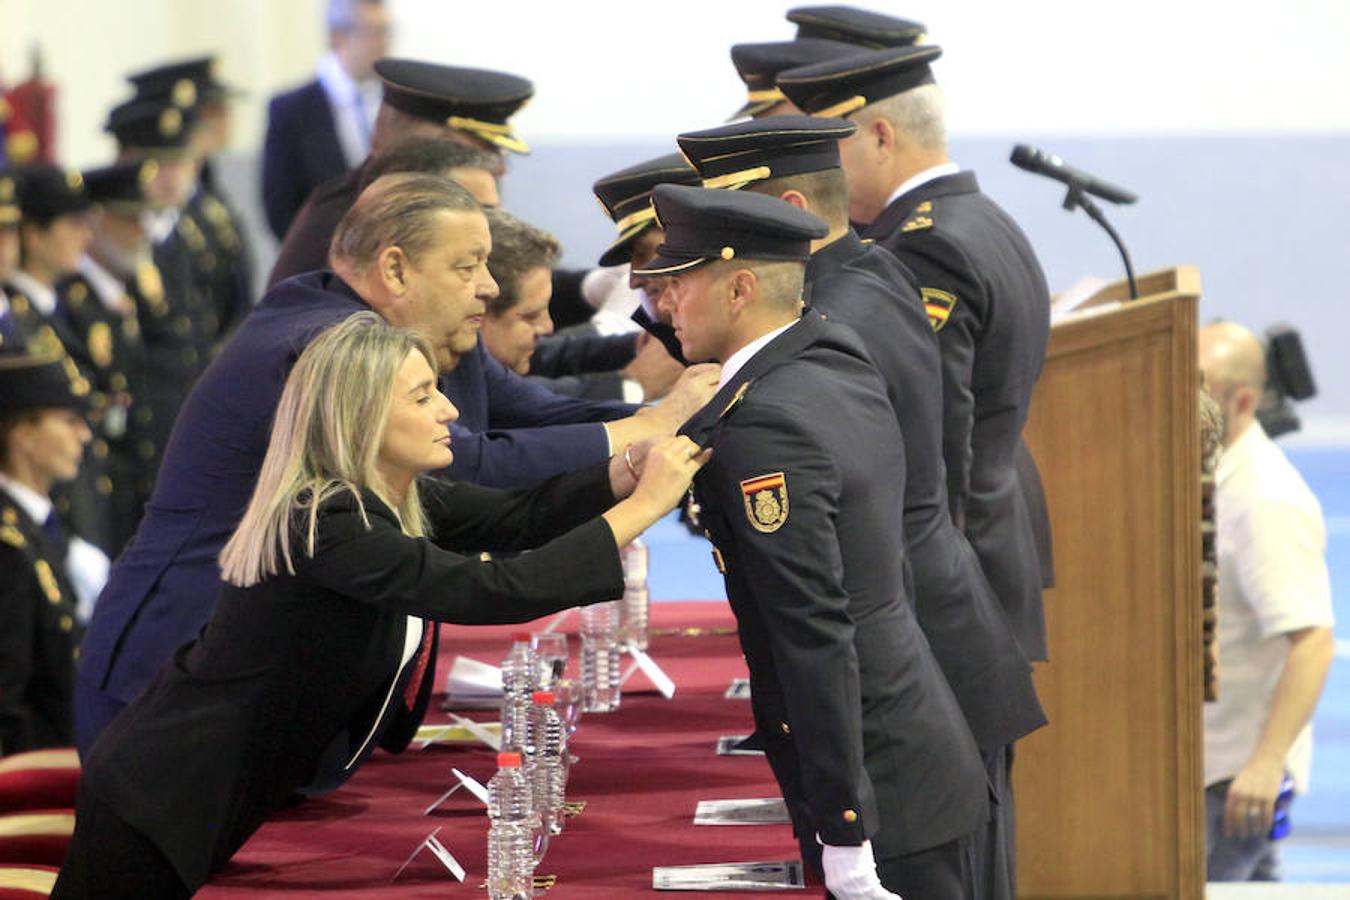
[{"left": 200, "top": 602, "right": 813, "bottom": 898}]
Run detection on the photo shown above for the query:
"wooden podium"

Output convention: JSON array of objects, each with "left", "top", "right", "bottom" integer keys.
[{"left": 1015, "top": 267, "right": 1206, "bottom": 899}]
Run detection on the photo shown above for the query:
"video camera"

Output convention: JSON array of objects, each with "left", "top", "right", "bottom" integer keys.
[{"left": 1256, "top": 324, "right": 1317, "bottom": 438}]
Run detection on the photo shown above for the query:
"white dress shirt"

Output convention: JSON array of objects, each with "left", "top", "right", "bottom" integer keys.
[{"left": 317, "top": 52, "right": 381, "bottom": 168}]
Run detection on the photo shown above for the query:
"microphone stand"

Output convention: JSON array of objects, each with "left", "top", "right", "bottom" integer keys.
[{"left": 1062, "top": 185, "right": 1137, "bottom": 300}]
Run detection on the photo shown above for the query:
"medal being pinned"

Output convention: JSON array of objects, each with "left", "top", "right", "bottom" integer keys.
[{"left": 740, "top": 472, "right": 789, "bottom": 533}]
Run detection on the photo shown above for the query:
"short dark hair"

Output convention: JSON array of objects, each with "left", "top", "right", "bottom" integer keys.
[
  {"left": 484, "top": 209, "right": 560, "bottom": 317},
  {"left": 361, "top": 136, "right": 498, "bottom": 189},
  {"left": 749, "top": 168, "right": 849, "bottom": 230}
]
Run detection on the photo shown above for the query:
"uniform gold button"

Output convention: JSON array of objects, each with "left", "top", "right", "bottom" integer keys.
[
  {"left": 780, "top": 722, "right": 791, "bottom": 735},
  {"left": 93, "top": 440, "right": 109, "bottom": 458},
  {"left": 842, "top": 809, "right": 858, "bottom": 823},
  {"left": 96, "top": 476, "right": 113, "bottom": 495},
  {"left": 60, "top": 614, "right": 74, "bottom": 633}
]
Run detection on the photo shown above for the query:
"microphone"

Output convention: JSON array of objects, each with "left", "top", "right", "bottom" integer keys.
[{"left": 1010, "top": 144, "right": 1138, "bottom": 206}]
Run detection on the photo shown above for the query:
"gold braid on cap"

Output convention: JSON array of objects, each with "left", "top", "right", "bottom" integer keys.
[
  {"left": 815, "top": 95, "right": 868, "bottom": 119},
  {"left": 615, "top": 206, "right": 657, "bottom": 235},
  {"left": 701, "top": 166, "right": 772, "bottom": 191}
]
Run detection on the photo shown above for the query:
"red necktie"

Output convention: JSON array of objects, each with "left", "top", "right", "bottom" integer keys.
[{"left": 402, "top": 619, "right": 435, "bottom": 708}]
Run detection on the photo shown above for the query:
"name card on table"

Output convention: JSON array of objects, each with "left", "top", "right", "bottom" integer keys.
[
  {"left": 724, "top": 677, "right": 752, "bottom": 700},
  {"left": 716, "top": 735, "right": 765, "bottom": 757},
  {"left": 653, "top": 860, "right": 805, "bottom": 891},
  {"left": 424, "top": 767, "right": 490, "bottom": 815},
  {"left": 391, "top": 826, "right": 466, "bottom": 883},
  {"left": 621, "top": 642, "right": 676, "bottom": 698},
  {"left": 441, "top": 655, "right": 502, "bottom": 710},
  {"left": 694, "top": 798, "right": 791, "bottom": 826},
  {"left": 414, "top": 717, "right": 501, "bottom": 751}
]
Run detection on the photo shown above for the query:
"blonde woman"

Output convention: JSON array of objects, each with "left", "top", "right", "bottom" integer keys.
[{"left": 53, "top": 312, "right": 706, "bottom": 899}]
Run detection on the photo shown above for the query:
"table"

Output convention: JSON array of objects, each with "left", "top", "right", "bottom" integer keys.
[{"left": 200, "top": 602, "right": 816, "bottom": 898}]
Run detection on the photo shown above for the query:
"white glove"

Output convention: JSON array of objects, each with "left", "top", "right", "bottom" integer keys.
[{"left": 820, "top": 840, "right": 903, "bottom": 900}]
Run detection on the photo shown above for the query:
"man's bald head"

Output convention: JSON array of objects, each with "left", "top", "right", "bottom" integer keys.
[{"left": 1199, "top": 321, "right": 1267, "bottom": 446}]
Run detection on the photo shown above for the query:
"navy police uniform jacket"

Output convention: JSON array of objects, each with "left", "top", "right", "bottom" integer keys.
[
  {"left": 863, "top": 171, "right": 1055, "bottom": 661},
  {"left": 805, "top": 232, "right": 1044, "bottom": 753},
  {"left": 76, "top": 271, "right": 631, "bottom": 751},
  {"left": 681, "top": 311, "right": 987, "bottom": 862},
  {"left": 0, "top": 490, "right": 82, "bottom": 755},
  {"left": 261, "top": 80, "right": 349, "bottom": 241}
]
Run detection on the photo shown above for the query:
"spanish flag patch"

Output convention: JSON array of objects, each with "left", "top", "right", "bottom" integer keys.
[
  {"left": 920, "top": 287, "right": 958, "bottom": 332},
  {"left": 740, "top": 472, "right": 789, "bottom": 533}
]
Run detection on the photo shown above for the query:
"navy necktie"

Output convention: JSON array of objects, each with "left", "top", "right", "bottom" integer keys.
[{"left": 41, "top": 510, "right": 68, "bottom": 561}]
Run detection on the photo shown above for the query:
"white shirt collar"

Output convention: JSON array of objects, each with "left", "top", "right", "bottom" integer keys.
[
  {"left": 717, "top": 319, "right": 798, "bottom": 391},
  {"left": 317, "top": 51, "right": 379, "bottom": 166},
  {"left": 142, "top": 208, "right": 180, "bottom": 246},
  {"left": 1215, "top": 419, "right": 1266, "bottom": 486},
  {"left": 78, "top": 255, "right": 129, "bottom": 311},
  {"left": 6, "top": 271, "right": 58, "bottom": 317},
  {"left": 884, "top": 161, "right": 961, "bottom": 211},
  {"left": 0, "top": 473, "right": 53, "bottom": 526},
  {"left": 316, "top": 51, "right": 360, "bottom": 103}
]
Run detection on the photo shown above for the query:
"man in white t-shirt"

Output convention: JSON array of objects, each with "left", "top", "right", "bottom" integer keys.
[{"left": 1199, "top": 321, "right": 1336, "bottom": 881}]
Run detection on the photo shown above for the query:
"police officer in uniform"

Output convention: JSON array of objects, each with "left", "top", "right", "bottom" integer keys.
[
  {"left": 58, "top": 161, "right": 160, "bottom": 553},
  {"left": 779, "top": 45, "right": 1056, "bottom": 664},
  {"left": 0, "top": 350, "right": 89, "bottom": 755},
  {"left": 269, "top": 58, "right": 533, "bottom": 286},
  {"left": 4, "top": 166, "right": 113, "bottom": 559},
  {"left": 127, "top": 57, "right": 255, "bottom": 342},
  {"left": 105, "top": 94, "right": 216, "bottom": 463},
  {"left": 646, "top": 185, "right": 988, "bottom": 899},
  {"left": 677, "top": 115, "right": 1045, "bottom": 898}
]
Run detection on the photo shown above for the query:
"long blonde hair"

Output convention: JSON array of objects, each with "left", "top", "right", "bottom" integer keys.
[{"left": 219, "top": 311, "right": 437, "bottom": 587}]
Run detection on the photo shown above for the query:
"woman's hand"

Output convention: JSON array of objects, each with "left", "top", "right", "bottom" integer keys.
[
  {"left": 630, "top": 436, "right": 711, "bottom": 514},
  {"left": 608, "top": 436, "right": 660, "bottom": 499},
  {"left": 602, "top": 436, "right": 711, "bottom": 547}
]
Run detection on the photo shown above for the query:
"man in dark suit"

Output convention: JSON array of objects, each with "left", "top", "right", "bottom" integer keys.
[
  {"left": 75, "top": 173, "right": 718, "bottom": 755},
  {"left": 649, "top": 185, "right": 988, "bottom": 899},
  {"left": 261, "top": 0, "right": 391, "bottom": 239},
  {"left": 269, "top": 57, "right": 532, "bottom": 286},
  {"left": 678, "top": 114, "right": 1045, "bottom": 899},
  {"left": 0, "top": 351, "right": 90, "bottom": 755},
  {"left": 780, "top": 45, "right": 1056, "bottom": 664}
]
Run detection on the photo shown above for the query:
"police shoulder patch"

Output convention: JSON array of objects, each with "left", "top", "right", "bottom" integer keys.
[
  {"left": 920, "top": 287, "right": 958, "bottom": 332},
  {"left": 740, "top": 472, "right": 789, "bottom": 533}
]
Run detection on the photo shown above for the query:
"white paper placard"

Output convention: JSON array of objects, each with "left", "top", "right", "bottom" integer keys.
[
  {"left": 424, "top": 768, "right": 490, "bottom": 815},
  {"left": 652, "top": 860, "right": 804, "bottom": 891},
  {"left": 448, "top": 713, "right": 501, "bottom": 751},
  {"left": 724, "top": 677, "right": 751, "bottom": 700},
  {"left": 623, "top": 642, "right": 676, "bottom": 698},
  {"left": 391, "top": 826, "right": 467, "bottom": 883},
  {"left": 693, "top": 798, "right": 791, "bottom": 826},
  {"left": 443, "top": 655, "right": 503, "bottom": 703},
  {"left": 715, "top": 735, "right": 764, "bottom": 757}
]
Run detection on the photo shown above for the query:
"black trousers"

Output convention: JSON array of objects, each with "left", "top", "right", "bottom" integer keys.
[
  {"left": 50, "top": 793, "right": 191, "bottom": 900},
  {"left": 972, "top": 742, "right": 1017, "bottom": 900},
  {"left": 821, "top": 829, "right": 979, "bottom": 900}
]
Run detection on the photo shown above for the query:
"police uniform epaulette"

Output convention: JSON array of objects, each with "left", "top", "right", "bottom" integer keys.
[
  {"left": 900, "top": 199, "right": 935, "bottom": 233},
  {"left": 720, "top": 379, "right": 753, "bottom": 420},
  {"left": 1, "top": 504, "right": 26, "bottom": 549}
]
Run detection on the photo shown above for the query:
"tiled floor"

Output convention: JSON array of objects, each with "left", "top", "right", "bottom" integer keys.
[{"left": 644, "top": 444, "right": 1350, "bottom": 886}]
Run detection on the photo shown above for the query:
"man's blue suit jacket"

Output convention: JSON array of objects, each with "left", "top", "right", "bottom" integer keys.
[
  {"left": 261, "top": 81, "right": 349, "bottom": 241},
  {"left": 78, "top": 272, "right": 634, "bottom": 723}
]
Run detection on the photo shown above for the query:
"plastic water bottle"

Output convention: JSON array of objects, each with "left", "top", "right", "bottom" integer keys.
[
  {"left": 486, "top": 752, "right": 537, "bottom": 900},
  {"left": 579, "top": 601, "right": 621, "bottom": 712},
  {"left": 500, "top": 633, "right": 537, "bottom": 751},
  {"left": 526, "top": 690, "right": 567, "bottom": 835},
  {"left": 618, "top": 539, "right": 650, "bottom": 651}
]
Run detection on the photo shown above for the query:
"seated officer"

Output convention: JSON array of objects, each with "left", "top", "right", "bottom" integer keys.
[
  {"left": 647, "top": 184, "right": 988, "bottom": 899},
  {"left": 59, "top": 161, "right": 159, "bottom": 554},
  {"left": 126, "top": 56, "right": 256, "bottom": 341},
  {"left": 270, "top": 58, "right": 533, "bottom": 285},
  {"left": 0, "top": 351, "right": 90, "bottom": 755},
  {"left": 678, "top": 114, "right": 1045, "bottom": 899}
]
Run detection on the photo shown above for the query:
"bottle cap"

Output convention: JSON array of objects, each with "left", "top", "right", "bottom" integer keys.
[
  {"left": 532, "top": 691, "right": 555, "bottom": 705},
  {"left": 512, "top": 632, "right": 532, "bottom": 644},
  {"left": 497, "top": 752, "right": 522, "bottom": 768}
]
